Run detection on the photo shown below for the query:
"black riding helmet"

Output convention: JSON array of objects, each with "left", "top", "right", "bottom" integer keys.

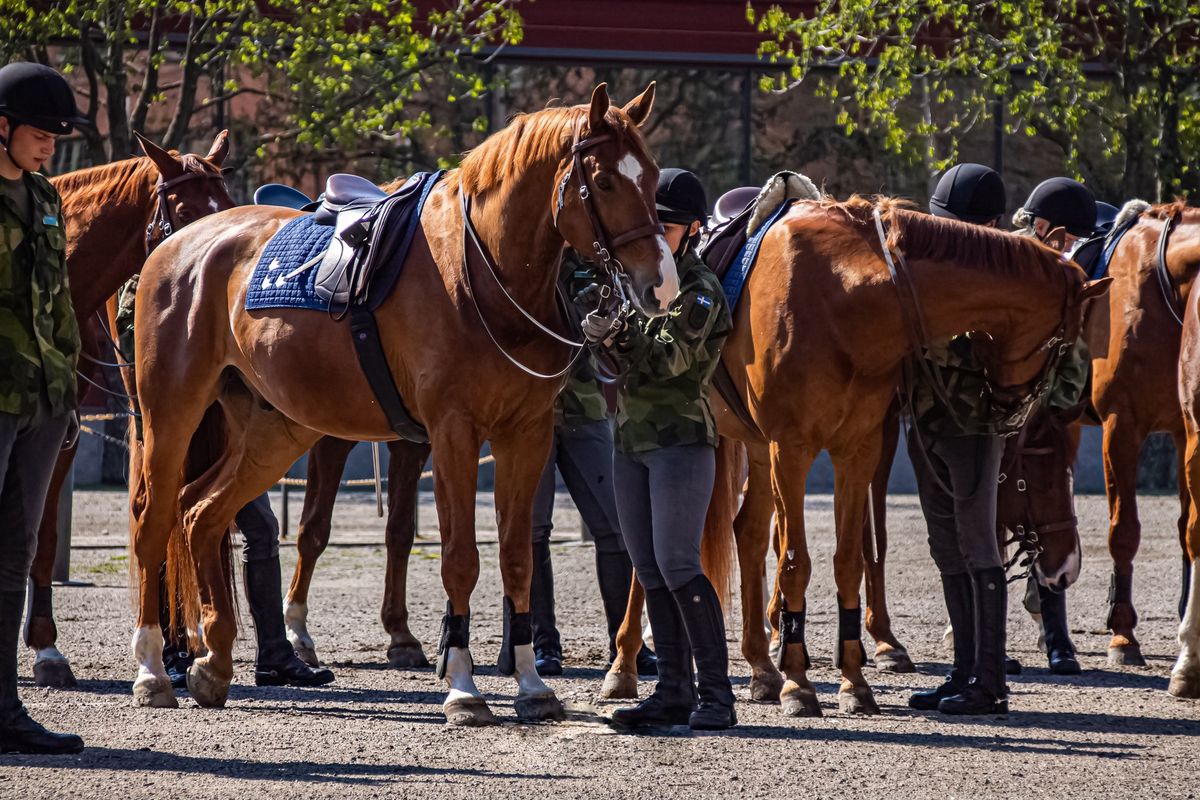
[
  {"left": 656, "top": 168, "right": 708, "bottom": 226},
  {"left": 1022, "top": 177, "right": 1097, "bottom": 238},
  {"left": 0, "top": 62, "right": 88, "bottom": 136},
  {"left": 928, "top": 163, "right": 1006, "bottom": 224}
]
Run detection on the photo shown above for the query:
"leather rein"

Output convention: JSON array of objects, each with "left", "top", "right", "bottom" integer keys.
[
  {"left": 460, "top": 117, "right": 663, "bottom": 380},
  {"left": 996, "top": 421, "right": 1077, "bottom": 584}
]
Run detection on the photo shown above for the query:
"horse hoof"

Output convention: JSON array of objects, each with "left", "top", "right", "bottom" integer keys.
[
  {"left": 838, "top": 686, "right": 881, "bottom": 716},
  {"left": 387, "top": 643, "right": 431, "bottom": 669},
  {"left": 1107, "top": 644, "right": 1146, "bottom": 667},
  {"left": 33, "top": 659, "right": 77, "bottom": 688},
  {"left": 600, "top": 670, "right": 638, "bottom": 699},
  {"left": 293, "top": 645, "right": 320, "bottom": 668},
  {"left": 780, "top": 685, "right": 822, "bottom": 717},
  {"left": 186, "top": 662, "right": 231, "bottom": 708},
  {"left": 874, "top": 647, "right": 916, "bottom": 674},
  {"left": 132, "top": 676, "right": 178, "bottom": 708},
  {"left": 750, "top": 670, "right": 784, "bottom": 702},
  {"left": 1168, "top": 671, "right": 1200, "bottom": 699},
  {"left": 515, "top": 693, "right": 566, "bottom": 722},
  {"left": 444, "top": 696, "right": 496, "bottom": 726}
]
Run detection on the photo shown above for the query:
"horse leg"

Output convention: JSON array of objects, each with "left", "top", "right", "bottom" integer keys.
[
  {"left": 1102, "top": 416, "right": 1147, "bottom": 665},
  {"left": 382, "top": 439, "right": 432, "bottom": 668},
  {"left": 862, "top": 410, "right": 914, "bottom": 674},
  {"left": 430, "top": 418, "right": 493, "bottom": 726},
  {"left": 1176, "top": 429, "right": 1193, "bottom": 623},
  {"left": 1171, "top": 424, "right": 1200, "bottom": 697},
  {"left": 769, "top": 440, "right": 821, "bottom": 717},
  {"left": 24, "top": 448, "right": 77, "bottom": 688},
  {"left": 285, "top": 436, "right": 355, "bottom": 667},
  {"left": 601, "top": 574, "right": 644, "bottom": 699},
  {"left": 738, "top": 442, "right": 783, "bottom": 702},
  {"left": 831, "top": 439, "right": 882, "bottom": 715},
  {"left": 491, "top": 425, "right": 565, "bottom": 722}
]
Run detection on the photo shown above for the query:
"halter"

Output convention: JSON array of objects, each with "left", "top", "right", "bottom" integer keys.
[{"left": 144, "top": 169, "right": 225, "bottom": 255}]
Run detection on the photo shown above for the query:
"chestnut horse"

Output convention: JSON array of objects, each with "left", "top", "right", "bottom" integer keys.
[
  {"left": 1173, "top": 280, "right": 1200, "bottom": 697},
  {"left": 127, "top": 84, "right": 676, "bottom": 724},
  {"left": 23, "top": 133, "right": 232, "bottom": 688},
  {"left": 1085, "top": 201, "right": 1200, "bottom": 665},
  {"left": 643, "top": 197, "right": 1104, "bottom": 715}
]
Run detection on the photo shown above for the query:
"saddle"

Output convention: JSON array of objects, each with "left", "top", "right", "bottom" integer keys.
[{"left": 253, "top": 183, "right": 316, "bottom": 211}]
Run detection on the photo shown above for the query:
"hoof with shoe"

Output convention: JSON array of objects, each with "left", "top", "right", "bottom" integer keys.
[
  {"left": 444, "top": 696, "right": 497, "bottom": 726},
  {"left": 33, "top": 659, "right": 77, "bottom": 689},
  {"left": 838, "top": 686, "right": 881, "bottom": 715},
  {"left": 749, "top": 668, "right": 784, "bottom": 702},
  {"left": 780, "top": 683, "right": 822, "bottom": 717},
  {"left": 874, "top": 647, "right": 916, "bottom": 674},
  {"left": 1107, "top": 643, "right": 1146, "bottom": 667},
  {"left": 600, "top": 670, "right": 638, "bottom": 699},
  {"left": 293, "top": 645, "right": 320, "bottom": 668},
  {"left": 515, "top": 693, "right": 566, "bottom": 722},
  {"left": 186, "top": 661, "right": 231, "bottom": 708},
  {"left": 132, "top": 675, "right": 178, "bottom": 708},
  {"left": 387, "top": 643, "right": 431, "bottom": 669}
]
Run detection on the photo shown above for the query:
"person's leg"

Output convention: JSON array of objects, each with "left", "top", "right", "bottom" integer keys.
[
  {"left": 238, "top": 493, "right": 333, "bottom": 687},
  {"left": 906, "top": 426, "right": 976, "bottom": 711},
  {"left": 643, "top": 445, "right": 735, "bottom": 730},
  {"left": 609, "top": 450, "right": 694, "bottom": 729},
  {"left": 0, "top": 409, "right": 83, "bottom": 754},
  {"left": 528, "top": 434, "right": 561, "bottom": 673}
]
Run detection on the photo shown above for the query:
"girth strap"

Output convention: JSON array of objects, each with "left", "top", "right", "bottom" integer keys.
[{"left": 348, "top": 307, "right": 428, "bottom": 443}]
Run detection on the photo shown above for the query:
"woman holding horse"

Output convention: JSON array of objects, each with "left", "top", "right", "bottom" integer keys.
[
  {"left": 584, "top": 168, "right": 736, "bottom": 731},
  {"left": 0, "top": 61, "right": 86, "bottom": 755}
]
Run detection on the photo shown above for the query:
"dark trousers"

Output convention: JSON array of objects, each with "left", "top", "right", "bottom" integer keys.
[
  {"left": 532, "top": 418, "right": 625, "bottom": 555},
  {"left": 613, "top": 444, "right": 715, "bottom": 592},
  {"left": 236, "top": 493, "right": 281, "bottom": 562},
  {"left": 0, "top": 401, "right": 69, "bottom": 593}
]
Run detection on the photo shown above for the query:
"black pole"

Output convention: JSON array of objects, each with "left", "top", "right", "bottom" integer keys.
[
  {"left": 741, "top": 69, "right": 753, "bottom": 185},
  {"left": 992, "top": 96, "right": 1004, "bottom": 179}
]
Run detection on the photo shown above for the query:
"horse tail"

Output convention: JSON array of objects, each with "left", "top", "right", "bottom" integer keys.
[{"left": 701, "top": 434, "right": 744, "bottom": 612}]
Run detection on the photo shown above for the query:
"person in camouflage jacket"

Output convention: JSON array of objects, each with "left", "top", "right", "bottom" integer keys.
[
  {"left": 584, "top": 168, "right": 736, "bottom": 732},
  {"left": 0, "top": 61, "right": 86, "bottom": 756}
]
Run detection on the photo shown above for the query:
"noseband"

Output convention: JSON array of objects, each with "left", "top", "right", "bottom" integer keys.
[{"left": 144, "top": 169, "right": 225, "bottom": 255}]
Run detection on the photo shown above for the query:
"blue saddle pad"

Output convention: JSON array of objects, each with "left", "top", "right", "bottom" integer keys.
[
  {"left": 721, "top": 199, "right": 796, "bottom": 311},
  {"left": 245, "top": 214, "right": 336, "bottom": 311}
]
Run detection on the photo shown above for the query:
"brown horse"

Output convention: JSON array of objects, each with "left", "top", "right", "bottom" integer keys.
[
  {"left": 1173, "top": 280, "right": 1200, "bottom": 697},
  {"left": 22, "top": 133, "right": 232, "bottom": 688},
  {"left": 1085, "top": 201, "right": 1200, "bottom": 665},
  {"left": 127, "top": 84, "right": 675, "bottom": 724},
  {"left": 685, "top": 197, "right": 1103, "bottom": 715}
]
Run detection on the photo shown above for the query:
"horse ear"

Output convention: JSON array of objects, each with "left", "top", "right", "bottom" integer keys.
[
  {"left": 206, "top": 130, "right": 230, "bottom": 167},
  {"left": 1081, "top": 276, "right": 1113, "bottom": 300},
  {"left": 134, "top": 131, "right": 184, "bottom": 180},
  {"left": 588, "top": 83, "right": 611, "bottom": 133},
  {"left": 1042, "top": 226, "right": 1069, "bottom": 252},
  {"left": 622, "top": 81, "right": 656, "bottom": 128}
]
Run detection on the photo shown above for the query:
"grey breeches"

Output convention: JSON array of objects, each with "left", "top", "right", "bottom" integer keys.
[
  {"left": 0, "top": 401, "right": 69, "bottom": 592},
  {"left": 532, "top": 418, "right": 625, "bottom": 555}
]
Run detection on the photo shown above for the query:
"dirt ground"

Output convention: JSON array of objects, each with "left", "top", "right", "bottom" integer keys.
[{"left": 2, "top": 488, "right": 1198, "bottom": 800}]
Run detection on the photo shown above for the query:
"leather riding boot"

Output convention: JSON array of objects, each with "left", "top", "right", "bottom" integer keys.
[
  {"left": 940, "top": 567, "right": 1009, "bottom": 715},
  {"left": 672, "top": 575, "right": 737, "bottom": 731},
  {"left": 0, "top": 591, "right": 83, "bottom": 755},
  {"left": 910, "top": 572, "right": 974, "bottom": 710},
  {"left": 1039, "top": 584, "right": 1081, "bottom": 675},
  {"left": 244, "top": 558, "right": 334, "bottom": 687},
  {"left": 610, "top": 587, "right": 696, "bottom": 730},
  {"left": 595, "top": 549, "right": 657, "bottom": 675},
  {"left": 529, "top": 539, "right": 562, "bottom": 675}
]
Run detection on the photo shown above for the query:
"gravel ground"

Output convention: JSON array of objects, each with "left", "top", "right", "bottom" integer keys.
[{"left": 2, "top": 488, "right": 1198, "bottom": 800}]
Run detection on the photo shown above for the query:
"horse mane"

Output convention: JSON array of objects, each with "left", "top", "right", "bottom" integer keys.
[
  {"left": 819, "top": 194, "right": 1068, "bottom": 281},
  {"left": 455, "top": 104, "right": 646, "bottom": 195},
  {"left": 52, "top": 153, "right": 221, "bottom": 212},
  {"left": 1145, "top": 199, "right": 1200, "bottom": 222}
]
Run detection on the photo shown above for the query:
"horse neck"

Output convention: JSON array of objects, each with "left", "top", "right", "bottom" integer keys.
[{"left": 60, "top": 172, "right": 154, "bottom": 319}]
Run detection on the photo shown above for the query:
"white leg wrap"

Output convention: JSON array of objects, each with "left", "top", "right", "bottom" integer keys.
[
  {"left": 131, "top": 625, "right": 168, "bottom": 689},
  {"left": 33, "top": 646, "right": 69, "bottom": 666},
  {"left": 443, "top": 646, "right": 483, "bottom": 705},
  {"left": 513, "top": 643, "right": 553, "bottom": 699},
  {"left": 284, "top": 601, "right": 315, "bottom": 651},
  {"left": 1172, "top": 559, "right": 1200, "bottom": 680}
]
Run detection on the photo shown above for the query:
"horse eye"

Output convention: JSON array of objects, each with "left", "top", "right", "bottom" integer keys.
[{"left": 595, "top": 173, "right": 614, "bottom": 191}]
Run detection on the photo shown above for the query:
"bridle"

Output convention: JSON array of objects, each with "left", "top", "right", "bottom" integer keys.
[
  {"left": 144, "top": 168, "right": 226, "bottom": 255},
  {"left": 460, "top": 115, "right": 665, "bottom": 380}
]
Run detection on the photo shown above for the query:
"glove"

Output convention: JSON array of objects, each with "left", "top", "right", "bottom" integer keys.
[
  {"left": 582, "top": 307, "right": 624, "bottom": 345},
  {"left": 62, "top": 410, "right": 79, "bottom": 451}
]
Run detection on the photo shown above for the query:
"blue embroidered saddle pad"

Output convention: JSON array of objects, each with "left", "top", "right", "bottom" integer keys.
[
  {"left": 718, "top": 199, "right": 796, "bottom": 311},
  {"left": 245, "top": 171, "right": 442, "bottom": 313}
]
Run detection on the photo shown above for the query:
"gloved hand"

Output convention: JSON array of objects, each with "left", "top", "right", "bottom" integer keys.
[
  {"left": 62, "top": 410, "right": 79, "bottom": 451},
  {"left": 582, "top": 306, "right": 624, "bottom": 345}
]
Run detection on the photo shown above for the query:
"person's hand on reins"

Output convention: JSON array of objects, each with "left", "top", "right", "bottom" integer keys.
[{"left": 582, "top": 305, "right": 626, "bottom": 347}]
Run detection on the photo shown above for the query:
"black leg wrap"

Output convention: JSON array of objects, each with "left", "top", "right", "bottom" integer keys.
[
  {"left": 776, "top": 602, "right": 811, "bottom": 671},
  {"left": 834, "top": 596, "right": 865, "bottom": 669},
  {"left": 1181, "top": 557, "right": 1192, "bottom": 622},
  {"left": 497, "top": 596, "right": 532, "bottom": 677},
  {"left": 435, "top": 602, "right": 471, "bottom": 680},
  {"left": 1105, "top": 571, "right": 1135, "bottom": 630}
]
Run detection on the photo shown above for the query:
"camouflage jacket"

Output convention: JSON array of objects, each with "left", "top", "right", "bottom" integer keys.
[
  {"left": 1043, "top": 338, "right": 1090, "bottom": 412},
  {"left": 607, "top": 249, "right": 732, "bottom": 454},
  {"left": 0, "top": 171, "right": 80, "bottom": 416},
  {"left": 557, "top": 252, "right": 610, "bottom": 426}
]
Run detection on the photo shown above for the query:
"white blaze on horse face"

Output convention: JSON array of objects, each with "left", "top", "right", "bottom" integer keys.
[
  {"left": 443, "top": 646, "right": 484, "bottom": 704},
  {"left": 513, "top": 642, "right": 554, "bottom": 699},
  {"left": 1037, "top": 534, "right": 1082, "bottom": 590},
  {"left": 1172, "top": 558, "right": 1200, "bottom": 686},
  {"left": 208, "top": 197, "right": 220, "bottom": 214},
  {"left": 131, "top": 625, "right": 169, "bottom": 689},
  {"left": 654, "top": 235, "right": 679, "bottom": 310},
  {"left": 617, "top": 153, "right": 644, "bottom": 187}
]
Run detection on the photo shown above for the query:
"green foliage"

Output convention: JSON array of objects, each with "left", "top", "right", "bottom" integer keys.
[{"left": 750, "top": 0, "right": 1200, "bottom": 199}]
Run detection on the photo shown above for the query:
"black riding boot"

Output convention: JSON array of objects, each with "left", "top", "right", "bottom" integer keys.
[
  {"left": 595, "top": 548, "right": 656, "bottom": 675},
  {"left": 673, "top": 575, "right": 737, "bottom": 731},
  {"left": 610, "top": 587, "right": 695, "bottom": 729},
  {"left": 0, "top": 590, "right": 83, "bottom": 755},
  {"left": 910, "top": 572, "right": 974, "bottom": 710},
  {"left": 1039, "top": 584, "right": 1081, "bottom": 675},
  {"left": 940, "top": 567, "right": 1009, "bottom": 715},
  {"left": 244, "top": 558, "right": 334, "bottom": 687},
  {"left": 529, "top": 539, "right": 562, "bottom": 675}
]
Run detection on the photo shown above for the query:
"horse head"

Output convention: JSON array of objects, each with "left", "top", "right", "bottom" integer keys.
[{"left": 134, "top": 130, "right": 236, "bottom": 252}]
